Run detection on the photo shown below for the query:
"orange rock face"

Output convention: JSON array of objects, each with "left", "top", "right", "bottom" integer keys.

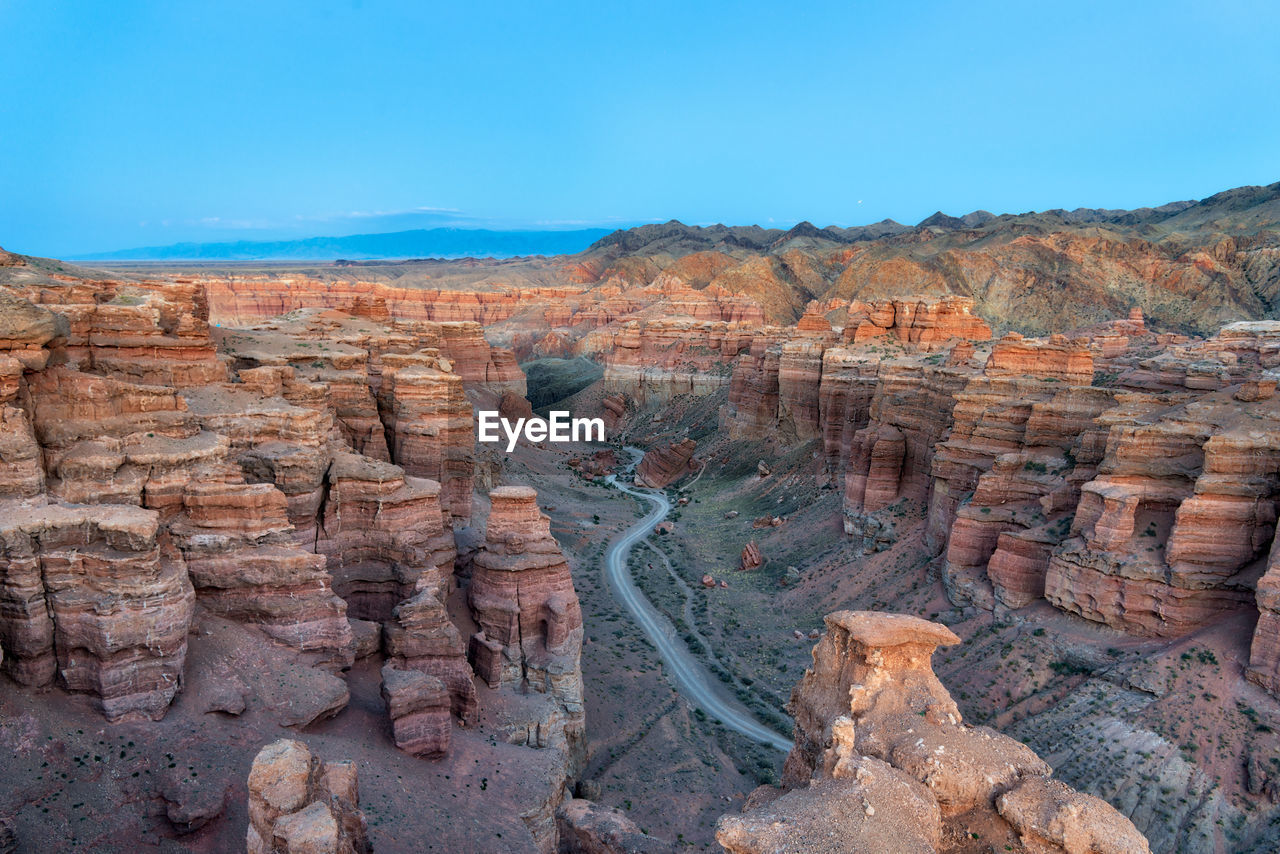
[
  {"left": 635, "top": 438, "right": 698, "bottom": 488},
  {"left": 739, "top": 540, "right": 763, "bottom": 571},
  {"left": 595, "top": 318, "right": 755, "bottom": 404},
  {"left": 929, "top": 336, "right": 1109, "bottom": 607},
  {"left": 1249, "top": 540, "right": 1280, "bottom": 696},
  {"left": 843, "top": 356, "right": 975, "bottom": 549},
  {"left": 0, "top": 501, "right": 193, "bottom": 721},
  {"left": 467, "top": 486, "right": 585, "bottom": 764},
  {"left": 721, "top": 611, "right": 1150, "bottom": 853},
  {"left": 844, "top": 296, "right": 992, "bottom": 350},
  {"left": 600, "top": 393, "right": 629, "bottom": 433},
  {"left": 384, "top": 581, "right": 477, "bottom": 728},
  {"left": 205, "top": 274, "right": 547, "bottom": 327},
  {"left": 317, "top": 452, "right": 457, "bottom": 621},
  {"left": 378, "top": 352, "right": 476, "bottom": 523},
  {"left": 777, "top": 340, "right": 831, "bottom": 440},
  {"left": 722, "top": 336, "right": 783, "bottom": 439}
]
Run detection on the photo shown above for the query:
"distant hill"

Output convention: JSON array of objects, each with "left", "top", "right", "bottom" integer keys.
[{"left": 77, "top": 227, "right": 615, "bottom": 261}]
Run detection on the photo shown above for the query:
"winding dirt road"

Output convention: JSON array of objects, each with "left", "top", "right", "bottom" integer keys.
[{"left": 603, "top": 464, "right": 791, "bottom": 753}]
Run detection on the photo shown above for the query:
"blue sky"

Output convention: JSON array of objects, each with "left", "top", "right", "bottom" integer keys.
[{"left": 2, "top": 0, "right": 1278, "bottom": 257}]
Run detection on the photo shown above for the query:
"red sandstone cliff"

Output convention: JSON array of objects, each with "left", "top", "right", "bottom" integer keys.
[{"left": 468, "top": 486, "right": 586, "bottom": 767}]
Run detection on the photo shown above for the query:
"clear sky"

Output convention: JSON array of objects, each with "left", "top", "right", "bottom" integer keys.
[{"left": 2, "top": 0, "right": 1278, "bottom": 257}]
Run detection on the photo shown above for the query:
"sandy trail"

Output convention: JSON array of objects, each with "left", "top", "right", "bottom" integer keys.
[{"left": 603, "top": 451, "right": 791, "bottom": 752}]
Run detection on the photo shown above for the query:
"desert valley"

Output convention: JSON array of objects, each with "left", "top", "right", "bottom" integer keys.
[{"left": 2, "top": 181, "right": 1280, "bottom": 853}]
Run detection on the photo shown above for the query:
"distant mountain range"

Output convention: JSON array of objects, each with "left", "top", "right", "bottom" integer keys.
[
  {"left": 77, "top": 227, "right": 616, "bottom": 262},
  {"left": 585, "top": 181, "right": 1280, "bottom": 257},
  {"left": 71, "top": 181, "right": 1280, "bottom": 271}
]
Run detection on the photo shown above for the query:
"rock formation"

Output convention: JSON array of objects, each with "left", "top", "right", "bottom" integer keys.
[
  {"left": 377, "top": 351, "right": 476, "bottom": 523},
  {"left": 246, "top": 739, "right": 370, "bottom": 854},
  {"left": 595, "top": 318, "right": 755, "bottom": 404},
  {"left": 0, "top": 501, "right": 193, "bottom": 720},
  {"left": 635, "top": 439, "right": 698, "bottom": 488},
  {"left": 317, "top": 452, "right": 457, "bottom": 622},
  {"left": 468, "top": 486, "right": 585, "bottom": 764},
  {"left": 719, "top": 611, "right": 1150, "bottom": 854},
  {"left": 380, "top": 662, "right": 452, "bottom": 759},
  {"left": 739, "top": 540, "right": 763, "bottom": 571},
  {"left": 384, "top": 577, "right": 478, "bottom": 725},
  {"left": 556, "top": 799, "right": 676, "bottom": 854}
]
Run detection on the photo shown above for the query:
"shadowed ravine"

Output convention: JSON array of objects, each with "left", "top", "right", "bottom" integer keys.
[{"left": 603, "top": 451, "right": 792, "bottom": 753}]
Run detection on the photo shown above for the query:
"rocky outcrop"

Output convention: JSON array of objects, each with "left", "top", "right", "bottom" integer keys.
[
  {"left": 722, "top": 336, "right": 784, "bottom": 440},
  {"left": 180, "top": 383, "right": 334, "bottom": 545},
  {"left": 468, "top": 486, "right": 585, "bottom": 765},
  {"left": 600, "top": 393, "right": 629, "bottom": 433},
  {"left": 930, "top": 335, "right": 1109, "bottom": 607},
  {"left": 1250, "top": 509, "right": 1280, "bottom": 695},
  {"left": 596, "top": 318, "right": 755, "bottom": 404},
  {"left": 816, "top": 347, "right": 880, "bottom": 465},
  {"left": 0, "top": 283, "right": 356, "bottom": 715},
  {"left": 380, "top": 662, "right": 452, "bottom": 759},
  {"left": 246, "top": 739, "right": 370, "bottom": 854},
  {"left": 384, "top": 578, "right": 478, "bottom": 725},
  {"left": 635, "top": 439, "right": 698, "bottom": 488},
  {"left": 719, "top": 611, "right": 1150, "bottom": 853},
  {"left": 843, "top": 356, "right": 977, "bottom": 549},
  {"left": 378, "top": 351, "right": 476, "bottom": 523},
  {"left": 55, "top": 287, "right": 228, "bottom": 388},
  {"left": 205, "top": 273, "right": 568, "bottom": 329},
  {"left": 1045, "top": 384, "right": 1280, "bottom": 637},
  {"left": 175, "top": 465, "right": 355, "bottom": 670},
  {"left": 317, "top": 452, "right": 457, "bottom": 622},
  {"left": 0, "top": 501, "right": 193, "bottom": 720},
  {"left": 556, "top": 799, "right": 676, "bottom": 854},
  {"left": 739, "top": 540, "right": 763, "bottom": 571},
  {"left": 843, "top": 296, "right": 992, "bottom": 349}
]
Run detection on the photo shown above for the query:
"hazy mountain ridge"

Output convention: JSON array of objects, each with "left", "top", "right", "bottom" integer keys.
[{"left": 77, "top": 226, "right": 615, "bottom": 261}]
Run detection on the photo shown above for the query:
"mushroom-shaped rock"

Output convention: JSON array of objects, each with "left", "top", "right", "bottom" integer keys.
[{"left": 727, "top": 612, "right": 1151, "bottom": 854}]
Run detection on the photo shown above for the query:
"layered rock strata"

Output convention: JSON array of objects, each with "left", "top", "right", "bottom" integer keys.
[
  {"left": 595, "top": 318, "right": 755, "bottom": 403},
  {"left": 384, "top": 577, "right": 478, "bottom": 725},
  {"left": 381, "top": 662, "right": 452, "bottom": 759},
  {"left": 468, "top": 486, "right": 585, "bottom": 763},
  {"left": 0, "top": 501, "right": 193, "bottom": 720},
  {"left": 377, "top": 352, "right": 476, "bottom": 523},
  {"left": 317, "top": 452, "right": 457, "bottom": 622},
  {"left": 635, "top": 439, "right": 698, "bottom": 488}
]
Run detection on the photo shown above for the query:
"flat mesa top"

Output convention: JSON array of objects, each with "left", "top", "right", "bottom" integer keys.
[
  {"left": 490, "top": 485, "right": 538, "bottom": 500},
  {"left": 824, "top": 610, "right": 961, "bottom": 649}
]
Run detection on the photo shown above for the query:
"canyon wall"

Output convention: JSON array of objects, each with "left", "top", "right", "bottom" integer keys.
[
  {"left": 0, "top": 266, "right": 527, "bottom": 723},
  {"left": 709, "top": 294, "right": 1280, "bottom": 702},
  {"left": 1, "top": 257, "right": 599, "bottom": 851}
]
